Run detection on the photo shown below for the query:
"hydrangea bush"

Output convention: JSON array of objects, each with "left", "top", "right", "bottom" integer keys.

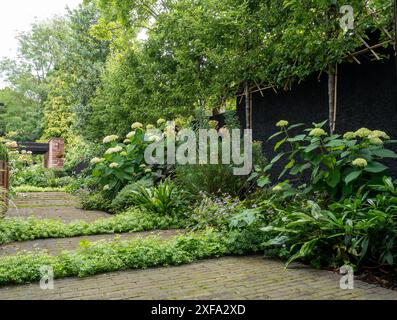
[
  {"left": 91, "top": 122, "right": 161, "bottom": 196},
  {"left": 268, "top": 120, "right": 397, "bottom": 199}
]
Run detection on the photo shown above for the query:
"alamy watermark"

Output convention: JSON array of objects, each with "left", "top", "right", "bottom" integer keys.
[
  {"left": 39, "top": 265, "right": 54, "bottom": 290},
  {"left": 340, "top": 5, "right": 354, "bottom": 32},
  {"left": 143, "top": 122, "right": 253, "bottom": 176},
  {"left": 339, "top": 265, "right": 354, "bottom": 290}
]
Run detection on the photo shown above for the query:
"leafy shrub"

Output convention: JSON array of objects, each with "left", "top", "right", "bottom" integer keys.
[
  {"left": 0, "top": 208, "right": 186, "bottom": 245},
  {"left": 128, "top": 179, "right": 189, "bottom": 216},
  {"left": 261, "top": 177, "right": 397, "bottom": 269},
  {"left": 189, "top": 193, "right": 243, "bottom": 230},
  {"left": 110, "top": 179, "right": 154, "bottom": 213},
  {"left": 11, "top": 164, "right": 68, "bottom": 188},
  {"left": 175, "top": 141, "right": 266, "bottom": 197},
  {"left": 269, "top": 120, "right": 397, "bottom": 199},
  {"left": 80, "top": 191, "right": 112, "bottom": 212},
  {"left": 91, "top": 125, "right": 162, "bottom": 197}
]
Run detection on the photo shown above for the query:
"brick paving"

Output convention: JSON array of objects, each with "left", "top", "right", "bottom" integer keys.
[
  {"left": 7, "top": 192, "right": 109, "bottom": 222},
  {"left": 0, "top": 256, "right": 397, "bottom": 300},
  {"left": 1, "top": 192, "right": 397, "bottom": 300},
  {"left": 0, "top": 229, "right": 183, "bottom": 256}
]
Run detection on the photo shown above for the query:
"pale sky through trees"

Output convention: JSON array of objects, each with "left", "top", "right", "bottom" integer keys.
[{"left": 0, "top": 0, "right": 82, "bottom": 87}]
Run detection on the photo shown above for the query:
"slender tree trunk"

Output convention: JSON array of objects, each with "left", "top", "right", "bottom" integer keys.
[
  {"left": 394, "top": 0, "right": 397, "bottom": 84},
  {"left": 328, "top": 65, "right": 337, "bottom": 134},
  {"left": 244, "top": 82, "right": 250, "bottom": 129}
]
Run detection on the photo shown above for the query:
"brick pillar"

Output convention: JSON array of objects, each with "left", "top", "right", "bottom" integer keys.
[{"left": 47, "top": 138, "right": 65, "bottom": 169}]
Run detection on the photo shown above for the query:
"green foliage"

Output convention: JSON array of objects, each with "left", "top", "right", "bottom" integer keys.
[
  {"left": 110, "top": 179, "right": 154, "bottom": 213},
  {"left": 261, "top": 177, "right": 397, "bottom": 269},
  {"left": 12, "top": 186, "right": 66, "bottom": 193},
  {"left": 11, "top": 165, "right": 68, "bottom": 188},
  {"left": 128, "top": 179, "right": 189, "bottom": 216},
  {"left": 0, "top": 187, "right": 7, "bottom": 218},
  {"left": 0, "top": 89, "right": 43, "bottom": 141},
  {"left": 269, "top": 121, "right": 397, "bottom": 199},
  {"left": 80, "top": 191, "right": 112, "bottom": 212},
  {"left": 0, "top": 208, "right": 185, "bottom": 246},
  {"left": 175, "top": 140, "right": 266, "bottom": 197},
  {"left": 0, "top": 225, "right": 271, "bottom": 285},
  {"left": 91, "top": 127, "right": 158, "bottom": 196},
  {"left": 0, "top": 141, "right": 7, "bottom": 161},
  {"left": 189, "top": 193, "right": 244, "bottom": 230},
  {"left": 0, "top": 229, "right": 231, "bottom": 285}
]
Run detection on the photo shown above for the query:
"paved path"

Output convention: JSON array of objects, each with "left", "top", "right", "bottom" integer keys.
[
  {"left": 1, "top": 256, "right": 397, "bottom": 300},
  {"left": 7, "top": 192, "right": 109, "bottom": 222},
  {"left": 1, "top": 192, "right": 397, "bottom": 300},
  {"left": 0, "top": 229, "right": 182, "bottom": 256},
  {"left": 2, "top": 192, "right": 182, "bottom": 255}
]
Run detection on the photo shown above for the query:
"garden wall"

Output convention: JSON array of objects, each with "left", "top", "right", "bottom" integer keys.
[{"left": 236, "top": 54, "right": 397, "bottom": 176}]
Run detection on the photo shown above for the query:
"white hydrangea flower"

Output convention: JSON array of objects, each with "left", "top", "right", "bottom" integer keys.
[
  {"left": 105, "top": 146, "right": 123, "bottom": 155},
  {"left": 103, "top": 135, "right": 119, "bottom": 144},
  {"left": 90, "top": 157, "right": 104, "bottom": 165},
  {"left": 131, "top": 122, "right": 143, "bottom": 129},
  {"left": 126, "top": 131, "right": 136, "bottom": 139},
  {"left": 109, "top": 162, "right": 120, "bottom": 168}
]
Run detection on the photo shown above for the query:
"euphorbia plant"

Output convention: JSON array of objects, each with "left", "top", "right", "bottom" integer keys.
[{"left": 268, "top": 120, "right": 397, "bottom": 199}]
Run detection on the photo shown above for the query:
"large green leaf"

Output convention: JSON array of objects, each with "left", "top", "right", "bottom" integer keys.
[
  {"left": 364, "top": 161, "right": 388, "bottom": 173},
  {"left": 287, "top": 134, "right": 306, "bottom": 142},
  {"left": 344, "top": 170, "right": 361, "bottom": 185},
  {"left": 274, "top": 137, "right": 287, "bottom": 151},
  {"left": 270, "top": 152, "right": 285, "bottom": 164},
  {"left": 326, "top": 170, "right": 341, "bottom": 188},
  {"left": 371, "top": 149, "right": 397, "bottom": 159}
]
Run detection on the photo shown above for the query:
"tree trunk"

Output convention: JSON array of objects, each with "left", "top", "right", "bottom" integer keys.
[
  {"left": 244, "top": 82, "right": 250, "bottom": 129},
  {"left": 328, "top": 65, "right": 337, "bottom": 134},
  {"left": 394, "top": 0, "right": 397, "bottom": 84}
]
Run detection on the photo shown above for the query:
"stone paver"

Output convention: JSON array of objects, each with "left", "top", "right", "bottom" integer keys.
[
  {"left": 1, "top": 192, "right": 397, "bottom": 300},
  {"left": 0, "top": 256, "right": 396, "bottom": 300},
  {"left": 7, "top": 192, "right": 110, "bottom": 222},
  {"left": 2, "top": 192, "right": 182, "bottom": 255}
]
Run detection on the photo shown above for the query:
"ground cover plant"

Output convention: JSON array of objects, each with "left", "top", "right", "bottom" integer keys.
[
  {"left": 0, "top": 209, "right": 185, "bottom": 245},
  {"left": 0, "top": 228, "right": 268, "bottom": 285}
]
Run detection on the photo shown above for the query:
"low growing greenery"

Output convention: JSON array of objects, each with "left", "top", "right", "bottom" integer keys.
[
  {"left": 0, "top": 229, "right": 267, "bottom": 285},
  {"left": 12, "top": 185, "right": 66, "bottom": 193},
  {"left": 0, "top": 209, "right": 185, "bottom": 245}
]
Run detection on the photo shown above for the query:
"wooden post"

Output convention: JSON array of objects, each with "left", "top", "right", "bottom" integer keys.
[
  {"left": 328, "top": 64, "right": 338, "bottom": 134},
  {"left": 249, "top": 91, "right": 253, "bottom": 130},
  {"left": 244, "top": 82, "right": 250, "bottom": 129}
]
